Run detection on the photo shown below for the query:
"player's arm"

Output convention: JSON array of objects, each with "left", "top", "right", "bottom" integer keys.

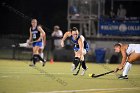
[
  {"left": 28, "top": 28, "right": 32, "bottom": 43},
  {"left": 118, "top": 47, "right": 127, "bottom": 70},
  {"left": 61, "top": 31, "right": 71, "bottom": 47},
  {"left": 37, "top": 26, "right": 45, "bottom": 42},
  {"left": 43, "top": 33, "right": 46, "bottom": 47},
  {"left": 51, "top": 31, "right": 56, "bottom": 37},
  {"left": 78, "top": 36, "right": 84, "bottom": 55}
]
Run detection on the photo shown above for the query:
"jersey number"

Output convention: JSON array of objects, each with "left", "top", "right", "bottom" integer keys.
[{"left": 33, "top": 34, "right": 36, "bottom": 39}]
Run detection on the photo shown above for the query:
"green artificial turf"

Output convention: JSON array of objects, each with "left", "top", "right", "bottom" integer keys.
[{"left": 0, "top": 59, "right": 140, "bottom": 93}]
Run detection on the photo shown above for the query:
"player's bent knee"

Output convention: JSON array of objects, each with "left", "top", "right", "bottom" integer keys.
[
  {"left": 80, "top": 56, "right": 84, "bottom": 61},
  {"left": 127, "top": 58, "right": 135, "bottom": 63},
  {"left": 75, "top": 53, "right": 80, "bottom": 58},
  {"left": 83, "top": 49, "right": 87, "bottom": 55}
]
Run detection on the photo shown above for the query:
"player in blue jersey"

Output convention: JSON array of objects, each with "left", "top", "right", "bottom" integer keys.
[
  {"left": 61, "top": 27, "right": 89, "bottom": 75},
  {"left": 28, "top": 19, "right": 46, "bottom": 67}
]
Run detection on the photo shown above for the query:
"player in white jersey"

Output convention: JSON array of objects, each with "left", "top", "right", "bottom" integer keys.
[{"left": 114, "top": 43, "right": 140, "bottom": 79}]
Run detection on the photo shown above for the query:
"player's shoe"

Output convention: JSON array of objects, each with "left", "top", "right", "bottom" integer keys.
[
  {"left": 71, "top": 64, "right": 76, "bottom": 72},
  {"left": 42, "top": 60, "right": 46, "bottom": 67},
  {"left": 29, "top": 64, "right": 35, "bottom": 67},
  {"left": 81, "top": 67, "right": 88, "bottom": 76},
  {"left": 118, "top": 75, "right": 128, "bottom": 79},
  {"left": 40, "top": 61, "right": 43, "bottom": 63},
  {"left": 40, "top": 59, "right": 46, "bottom": 63}
]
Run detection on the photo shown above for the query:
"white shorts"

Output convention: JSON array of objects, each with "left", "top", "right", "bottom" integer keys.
[
  {"left": 75, "top": 49, "right": 87, "bottom": 55},
  {"left": 83, "top": 49, "right": 87, "bottom": 55},
  {"left": 134, "top": 44, "right": 140, "bottom": 53},
  {"left": 54, "top": 39, "right": 61, "bottom": 47},
  {"left": 126, "top": 44, "right": 140, "bottom": 55}
]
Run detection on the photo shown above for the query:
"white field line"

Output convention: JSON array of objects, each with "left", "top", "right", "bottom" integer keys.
[
  {"left": 29, "top": 87, "right": 140, "bottom": 93},
  {"left": 0, "top": 72, "right": 71, "bottom": 75},
  {"left": 1, "top": 75, "right": 9, "bottom": 78},
  {"left": 0, "top": 72, "right": 140, "bottom": 76}
]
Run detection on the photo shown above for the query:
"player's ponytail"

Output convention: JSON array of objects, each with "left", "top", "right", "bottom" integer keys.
[
  {"left": 71, "top": 27, "right": 78, "bottom": 32},
  {"left": 114, "top": 43, "right": 121, "bottom": 47}
]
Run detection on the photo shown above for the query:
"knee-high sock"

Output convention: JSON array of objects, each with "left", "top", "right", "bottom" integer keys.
[
  {"left": 32, "top": 55, "right": 38, "bottom": 65},
  {"left": 40, "top": 53, "right": 44, "bottom": 59},
  {"left": 34, "top": 54, "right": 45, "bottom": 62},
  {"left": 81, "top": 60, "right": 87, "bottom": 70},
  {"left": 73, "top": 57, "right": 80, "bottom": 69},
  {"left": 122, "top": 62, "right": 132, "bottom": 76}
]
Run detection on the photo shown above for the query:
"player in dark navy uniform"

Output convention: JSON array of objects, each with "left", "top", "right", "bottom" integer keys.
[
  {"left": 61, "top": 27, "right": 89, "bottom": 75},
  {"left": 28, "top": 19, "right": 46, "bottom": 66}
]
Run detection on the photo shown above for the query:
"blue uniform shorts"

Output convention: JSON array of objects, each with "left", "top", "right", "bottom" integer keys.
[
  {"left": 73, "top": 43, "right": 89, "bottom": 52},
  {"left": 32, "top": 41, "right": 42, "bottom": 47}
]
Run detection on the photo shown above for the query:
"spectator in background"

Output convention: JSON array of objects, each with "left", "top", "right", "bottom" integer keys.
[
  {"left": 69, "top": 5, "right": 79, "bottom": 19},
  {"left": 109, "top": 9, "right": 116, "bottom": 22},
  {"left": 117, "top": 4, "right": 127, "bottom": 19},
  {"left": 110, "top": 9, "right": 116, "bottom": 19},
  {"left": 51, "top": 25, "right": 63, "bottom": 49}
]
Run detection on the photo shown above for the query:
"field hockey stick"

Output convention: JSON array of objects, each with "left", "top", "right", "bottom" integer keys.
[
  {"left": 90, "top": 68, "right": 119, "bottom": 78},
  {"left": 18, "top": 40, "right": 36, "bottom": 47},
  {"left": 19, "top": 43, "right": 29, "bottom": 47},
  {"left": 29, "top": 40, "right": 38, "bottom": 44},
  {"left": 73, "top": 62, "right": 82, "bottom": 76}
]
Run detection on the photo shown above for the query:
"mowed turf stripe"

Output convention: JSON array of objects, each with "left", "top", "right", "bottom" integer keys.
[
  {"left": 0, "top": 71, "right": 140, "bottom": 76},
  {"left": 0, "top": 72, "right": 72, "bottom": 75},
  {"left": 30, "top": 87, "right": 140, "bottom": 93}
]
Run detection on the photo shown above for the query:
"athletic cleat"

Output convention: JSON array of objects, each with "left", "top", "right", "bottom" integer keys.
[
  {"left": 29, "top": 64, "right": 35, "bottom": 67},
  {"left": 40, "top": 61, "right": 43, "bottom": 63},
  {"left": 42, "top": 61, "right": 46, "bottom": 67},
  {"left": 40, "top": 59, "right": 46, "bottom": 64},
  {"left": 71, "top": 64, "right": 76, "bottom": 72},
  {"left": 81, "top": 67, "right": 88, "bottom": 76},
  {"left": 118, "top": 75, "right": 128, "bottom": 79}
]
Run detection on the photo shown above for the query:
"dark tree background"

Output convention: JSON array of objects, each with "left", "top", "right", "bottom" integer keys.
[
  {"left": 105, "top": 0, "right": 140, "bottom": 17},
  {"left": 0, "top": 0, "right": 68, "bottom": 36},
  {"left": 1, "top": 0, "right": 140, "bottom": 36}
]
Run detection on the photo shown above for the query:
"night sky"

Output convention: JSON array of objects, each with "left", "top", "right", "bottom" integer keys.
[
  {"left": 1, "top": 0, "right": 140, "bottom": 36},
  {"left": 105, "top": 0, "right": 140, "bottom": 17},
  {"left": 0, "top": 0, "right": 68, "bottom": 36}
]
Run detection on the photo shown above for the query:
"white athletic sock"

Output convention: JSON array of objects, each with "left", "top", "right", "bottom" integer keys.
[
  {"left": 40, "top": 53, "right": 44, "bottom": 59},
  {"left": 122, "top": 62, "right": 132, "bottom": 76}
]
